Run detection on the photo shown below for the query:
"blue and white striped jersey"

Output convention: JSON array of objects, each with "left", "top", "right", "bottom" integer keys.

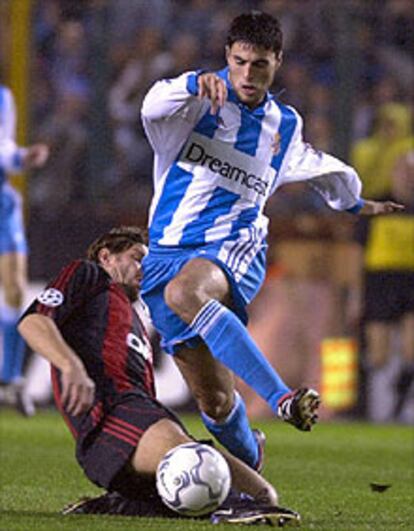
[
  {"left": 0, "top": 85, "right": 26, "bottom": 187},
  {"left": 141, "top": 68, "right": 362, "bottom": 248}
]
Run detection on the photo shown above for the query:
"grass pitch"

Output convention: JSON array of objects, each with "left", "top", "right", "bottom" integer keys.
[{"left": 0, "top": 409, "right": 413, "bottom": 530}]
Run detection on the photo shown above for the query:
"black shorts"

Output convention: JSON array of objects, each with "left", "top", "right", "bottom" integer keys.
[
  {"left": 74, "top": 392, "right": 188, "bottom": 497},
  {"left": 363, "top": 271, "right": 414, "bottom": 322}
]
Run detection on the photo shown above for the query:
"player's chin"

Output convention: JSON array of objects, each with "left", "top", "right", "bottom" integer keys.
[
  {"left": 237, "top": 89, "right": 262, "bottom": 107},
  {"left": 121, "top": 283, "right": 139, "bottom": 302}
]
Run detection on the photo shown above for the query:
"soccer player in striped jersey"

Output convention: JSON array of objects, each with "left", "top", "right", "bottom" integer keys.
[
  {"left": 18, "top": 226, "right": 303, "bottom": 525},
  {"left": 140, "top": 11, "right": 404, "bottom": 470},
  {"left": 0, "top": 84, "right": 49, "bottom": 415}
]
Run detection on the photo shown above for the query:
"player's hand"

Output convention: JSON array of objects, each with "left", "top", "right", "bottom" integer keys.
[
  {"left": 60, "top": 359, "right": 96, "bottom": 416},
  {"left": 359, "top": 199, "right": 405, "bottom": 216},
  {"left": 23, "top": 143, "right": 49, "bottom": 169},
  {"left": 198, "top": 73, "right": 227, "bottom": 114}
]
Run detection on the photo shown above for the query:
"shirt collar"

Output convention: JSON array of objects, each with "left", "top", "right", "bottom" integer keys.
[{"left": 217, "top": 66, "right": 273, "bottom": 112}]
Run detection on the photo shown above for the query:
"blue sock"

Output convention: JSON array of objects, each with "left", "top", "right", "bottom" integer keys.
[
  {"left": 191, "top": 300, "right": 290, "bottom": 413},
  {"left": 1, "top": 306, "right": 25, "bottom": 383},
  {"left": 201, "top": 391, "right": 259, "bottom": 468}
]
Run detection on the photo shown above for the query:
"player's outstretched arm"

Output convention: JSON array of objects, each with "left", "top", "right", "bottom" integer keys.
[
  {"left": 18, "top": 314, "right": 95, "bottom": 415},
  {"left": 359, "top": 199, "right": 405, "bottom": 215}
]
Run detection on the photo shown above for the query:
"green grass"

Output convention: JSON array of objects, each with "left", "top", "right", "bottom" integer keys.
[{"left": 0, "top": 410, "right": 413, "bottom": 530}]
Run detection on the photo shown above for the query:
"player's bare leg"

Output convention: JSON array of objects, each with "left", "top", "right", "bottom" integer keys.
[
  {"left": 175, "top": 342, "right": 265, "bottom": 471},
  {"left": 164, "top": 259, "right": 265, "bottom": 469},
  {"left": 365, "top": 321, "right": 392, "bottom": 369},
  {"left": 63, "top": 418, "right": 284, "bottom": 518},
  {"left": 165, "top": 257, "right": 232, "bottom": 323},
  {"left": 127, "top": 418, "right": 276, "bottom": 506},
  {"left": 174, "top": 343, "right": 235, "bottom": 420},
  {"left": 130, "top": 418, "right": 193, "bottom": 475},
  {"left": 364, "top": 322, "right": 394, "bottom": 421},
  {"left": 0, "top": 252, "right": 27, "bottom": 309},
  {"left": 0, "top": 252, "right": 34, "bottom": 416},
  {"left": 394, "top": 313, "right": 414, "bottom": 418},
  {"left": 131, "top": 417, "right": 276, "bottom": 504}
]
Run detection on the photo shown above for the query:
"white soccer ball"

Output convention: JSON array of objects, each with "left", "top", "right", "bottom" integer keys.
[{"left": 156, "top": 442, "right": 231, "bottom": 516}]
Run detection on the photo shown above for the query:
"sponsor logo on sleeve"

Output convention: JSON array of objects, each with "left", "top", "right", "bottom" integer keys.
[{"left": 37, "top": 288, "right": 64, "bottom": 307}]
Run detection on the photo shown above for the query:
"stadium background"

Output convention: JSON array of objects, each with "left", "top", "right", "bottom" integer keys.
[{"left": 1, "top": 0, "right": 413, "bottom": 420}]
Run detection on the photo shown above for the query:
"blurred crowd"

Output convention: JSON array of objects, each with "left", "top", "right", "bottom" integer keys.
[{"left": 27, "top": 0, "right": 413, "bottom": 214}]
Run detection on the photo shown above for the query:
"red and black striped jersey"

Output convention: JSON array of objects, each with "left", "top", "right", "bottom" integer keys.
[{"left": 22, "top": 259, "right": 156, "bottom": 400}]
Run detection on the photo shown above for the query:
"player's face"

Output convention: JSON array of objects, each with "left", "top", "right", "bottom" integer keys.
[
  {"left": 106, "top": 244, "right": 148, "bottom": 301},
  {"left": 226, "top": 41, "right": 282, "bottom": 108}
]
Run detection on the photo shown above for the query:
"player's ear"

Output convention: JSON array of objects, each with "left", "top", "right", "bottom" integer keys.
[
  {"left": 225, "top": 45, "right": 231, "bottom": 62},
  {"left": 97, "top": 247, "right": 111, "bottom": 266},
  {"left": 276, "top": 50, "right": 283, "bottom": 66}
]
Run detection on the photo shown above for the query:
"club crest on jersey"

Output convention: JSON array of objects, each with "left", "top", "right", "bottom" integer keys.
[
  {"left": 37, "top": 288, "right": 64, "bottom": 307},
  {"left": 271, "top": 132, "right": 281, "bottom": 155}
]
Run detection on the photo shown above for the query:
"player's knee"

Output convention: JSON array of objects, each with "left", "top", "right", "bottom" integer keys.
[
  {"left": 164, "top": 278, "right": 202, "bottom": 322},
  {"left": 164, "top": 278, "right": 183, "bottom": 311},
  {"left": 4, "top": 283, "right": 24, "bottom": 308}
]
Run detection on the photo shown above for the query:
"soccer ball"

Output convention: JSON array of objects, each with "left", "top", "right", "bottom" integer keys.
[{"left": 156, "top": 442, "right": 231, "bottom": 516}]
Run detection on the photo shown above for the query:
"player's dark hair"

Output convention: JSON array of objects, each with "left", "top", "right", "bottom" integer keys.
[
  {"left": 226, "top": 11, "right": 283, "bottom": 54},
  {"left": 87, "top": 226, "right": 147, "bottom": 262}
]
